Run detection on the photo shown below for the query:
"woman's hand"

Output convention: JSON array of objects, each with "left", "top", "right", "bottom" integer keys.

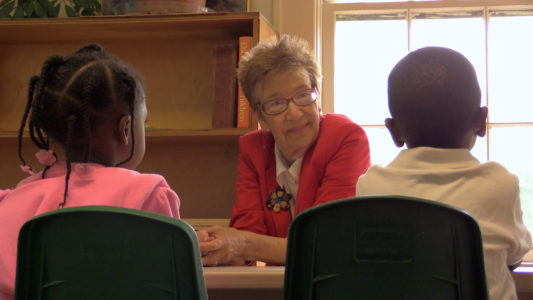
[
  {"left": 198, "top": 226, "right": 288, "bottom": 266},
  {"left": 198, "top": 226, "right": 248, "bottom": 266},
  {"left": 195, "top": 229, "right": 213, "bottom": 242}
]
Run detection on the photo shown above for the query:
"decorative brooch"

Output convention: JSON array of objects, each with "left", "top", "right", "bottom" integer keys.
[{"left": 266, "top": 186, "right": 292, "bottom": 213}]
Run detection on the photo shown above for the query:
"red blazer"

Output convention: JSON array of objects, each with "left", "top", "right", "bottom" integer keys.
[{"left": 230, "top": 114, "right": 371, "bottom": 238}]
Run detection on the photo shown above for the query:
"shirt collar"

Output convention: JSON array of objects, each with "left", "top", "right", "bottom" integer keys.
[
  {"left": 388, "top": 147, "right": 480, "bottom": 170},
  {"left": 275, "top": 144, "right": 303, "bottom": 181}
]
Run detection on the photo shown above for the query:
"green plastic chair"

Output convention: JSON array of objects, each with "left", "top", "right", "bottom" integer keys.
[
  {"left": 283, "top": 195, "right": 489, "bottom": 300},
  {"left": 14, "top": 206, "right": 208, "bottom": 300}
]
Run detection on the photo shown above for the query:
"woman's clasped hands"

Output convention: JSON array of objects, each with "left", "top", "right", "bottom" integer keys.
[{"left": 196, "top": 226, "right": 249, "bottom": 266}]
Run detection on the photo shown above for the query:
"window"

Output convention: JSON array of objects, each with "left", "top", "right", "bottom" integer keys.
[{"left": 324, "top": 1, "right": 533, "bottom": 236}]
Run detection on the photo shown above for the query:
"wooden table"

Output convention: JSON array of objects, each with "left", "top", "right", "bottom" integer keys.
[
  {"left": 203, "top": 266, "right": 284, "bottom": 300},
  {"left": 202, "top": 265, "right": 533, "bottom": 300}
]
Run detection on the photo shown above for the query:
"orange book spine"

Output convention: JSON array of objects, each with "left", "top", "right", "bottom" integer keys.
[{"left": 237, "top": 36, "right": 252, "bottom": 128}]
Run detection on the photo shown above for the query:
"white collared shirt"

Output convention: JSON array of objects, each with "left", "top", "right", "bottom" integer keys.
[
  {"left": 275, "top": 144, "right": 303, "bottom": 218},
  {"left": 356, "top": 147, "right": 532, "bottom": 300}
]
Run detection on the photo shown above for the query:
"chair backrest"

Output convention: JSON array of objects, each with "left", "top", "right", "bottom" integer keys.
[
  {"left": 283, "top": 195, "right": 489, "bottom": 300},
  {"left": 14, "top": 205, "right": 208, "bottom": 300}
]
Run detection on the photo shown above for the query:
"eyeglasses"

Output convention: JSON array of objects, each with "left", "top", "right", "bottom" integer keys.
[{"left": 258, "top": 89, "right": 319, "bottom": 115}]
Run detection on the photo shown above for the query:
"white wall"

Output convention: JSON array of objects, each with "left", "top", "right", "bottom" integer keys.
[
  {"left": 272, "top": 0, "right": 320, "bottom": 57},
  {"left": 249, "top": 0, "right": 319, "bottom": 55},
  {"left": 249, "top": 0, "right": 273, "bottom": 24}
]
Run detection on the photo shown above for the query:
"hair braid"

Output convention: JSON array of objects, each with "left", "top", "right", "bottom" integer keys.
[
  {"left": 18, "top": 76, "right": 40, "bottom": 168},
  {"left": 75, "top": 43, "right": 103, "bottom": 54},
  {"left": 80, "top": 68, "right": 98, "bottom": 162},
  {"left": 60, "top": 115, "right": 77, "bottom": 207},
  {"left": 29, "top": 55, "right": 64, "bottom": 150}
]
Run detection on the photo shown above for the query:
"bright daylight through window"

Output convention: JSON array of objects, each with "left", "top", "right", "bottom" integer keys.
[{"left": 334, "top": 5, "right": 533, "bottom": 233}]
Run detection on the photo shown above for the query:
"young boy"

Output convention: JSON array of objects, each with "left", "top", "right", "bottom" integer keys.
[{"left": 356, "top": 46, "right": 532, "bottom": 300}]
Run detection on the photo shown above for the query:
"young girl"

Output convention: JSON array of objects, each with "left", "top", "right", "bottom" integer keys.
[{"left": 0, "top": 44, "right": 180, "bottom": 300}]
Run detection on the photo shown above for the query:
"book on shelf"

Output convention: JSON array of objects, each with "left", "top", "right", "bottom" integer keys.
[
  {"left": 211, "top": 43, "right": 238, "bottom": 128},
  {"left": 236, "top": 36, "right": 252, "bottom": 128}
]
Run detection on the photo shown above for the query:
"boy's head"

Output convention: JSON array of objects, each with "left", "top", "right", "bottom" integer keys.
[{"left": 386, "top": 46, "right": 487, "bottom": 149}]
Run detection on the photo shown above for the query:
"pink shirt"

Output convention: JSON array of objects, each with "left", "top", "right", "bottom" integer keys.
[{"left": 0, "top": 162, "right": 180, "bottom": 300}]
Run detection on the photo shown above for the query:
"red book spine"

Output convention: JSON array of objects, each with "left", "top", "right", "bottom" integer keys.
[{"left": 236, "top": 36, "right": 252, "bottom": 128}]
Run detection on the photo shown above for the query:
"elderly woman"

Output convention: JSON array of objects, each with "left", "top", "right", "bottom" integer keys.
[{"left": 199, "top": 35, "right": 370, "bottom": 265}]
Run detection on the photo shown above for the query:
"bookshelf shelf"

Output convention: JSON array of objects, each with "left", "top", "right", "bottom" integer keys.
[
  {"left": 146, "top": 128, "right": 252, "bottom": 137},
  {"left": 3, "top": 128, "right": 252, "bottom": 143},
  {"left": 0, "top": 12, "right": 276, "bottom": 218}
]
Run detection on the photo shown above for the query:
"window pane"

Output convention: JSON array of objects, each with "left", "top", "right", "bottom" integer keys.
[
  {"left": 362, "top": 127, "right": 404, "bottom": 166},
  {"left": 335, "top": 18, "right": 407, "bottom": 125},
  {"left": 410, "top": 15, "right": 487, "bottom": 106},
  {"left": 363, "top": 126, "right": 487, "bottom": 165},
  {"left": 489, "top": 126, "right": 533, "bottom": 233},
  {"left": 488, "top": 15, "right": 533, "bottom": 123}
]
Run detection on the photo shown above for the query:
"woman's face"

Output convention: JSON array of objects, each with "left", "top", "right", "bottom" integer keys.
[{"left": 256, "top": 67, "right": 320, "bottom": 164}]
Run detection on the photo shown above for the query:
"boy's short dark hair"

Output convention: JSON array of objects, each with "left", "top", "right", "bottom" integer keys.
[{"left": 388, "top": 46, "right": 481, "bottom": 148}]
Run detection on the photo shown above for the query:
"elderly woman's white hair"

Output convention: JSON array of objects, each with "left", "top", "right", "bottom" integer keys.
[{"left": 237, "top": 34, "right": 322, "bottom": 110}]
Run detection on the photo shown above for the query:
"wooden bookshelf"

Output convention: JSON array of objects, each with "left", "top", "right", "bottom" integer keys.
[{"left": 0, "top": 12, "right": 276, "bottom": 218}]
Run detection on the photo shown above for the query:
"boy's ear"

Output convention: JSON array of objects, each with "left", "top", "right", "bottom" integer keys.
[
  {"left": 474, "top": 107, "right": 488, "bottom": 137},
  {"left": 117, "top": 115, "right": 132, "bottom": 145},
  {"left": 385, "top": 118, "right": 405, "bottom": 148}
]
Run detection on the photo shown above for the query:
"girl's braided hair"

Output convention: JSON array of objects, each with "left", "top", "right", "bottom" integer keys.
[{"left": 18, "top": 44, "right": 142, "bottom": 207}]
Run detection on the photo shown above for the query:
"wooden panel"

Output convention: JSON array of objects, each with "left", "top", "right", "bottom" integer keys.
[
  {"left": 0, "top": 14, "right": 257, "bottom": 43},
  {"left": 137, "top": 139, "right": 239, "bottom": 218},
  {"left": 0, "top": 138, "right": 41, "bottom": 189},
  {"left": 207, "top": 289, "right": 282, "bottom": 300},
  {"left": 519, "top": 293, "right": 533, "bottom": 300},
  {"left": 259, "top": 14, "right": 278, "bottom": 41},
  {"left": 514, "top": 271, "right": 533, "bottom": 300},
  {"left": 0, "top": 40, "right": 214, "bottom": 132},
  {"left": 204, "top": 266, "right": 284, "bottom": 300}
]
